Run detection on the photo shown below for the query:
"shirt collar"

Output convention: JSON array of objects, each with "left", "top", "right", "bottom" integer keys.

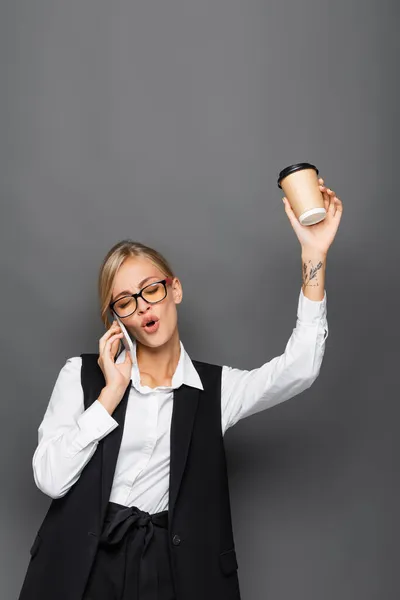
[{"left": 115, "top": 335, "right": 204, "bottom": 393}]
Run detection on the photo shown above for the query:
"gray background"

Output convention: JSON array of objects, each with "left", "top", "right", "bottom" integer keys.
[{"left": 2, "top": 1, "right": 398, "bottom": 598}]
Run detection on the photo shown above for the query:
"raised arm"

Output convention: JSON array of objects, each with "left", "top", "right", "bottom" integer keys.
[
  {"left": 221, "top": 175, "right": 343, "bottom": 434},
  {"left": 221, "top": 284, "right": 328, "bottom": 433}
]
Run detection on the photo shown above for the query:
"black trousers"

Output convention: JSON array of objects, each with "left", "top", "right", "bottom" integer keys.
[{"left": 82, "top": 501, "right": 176, "bottom": 600}]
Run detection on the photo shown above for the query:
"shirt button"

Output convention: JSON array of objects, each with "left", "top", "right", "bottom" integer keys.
[{"left": 172, "top": 534, "right": 181, "bottom": 546}]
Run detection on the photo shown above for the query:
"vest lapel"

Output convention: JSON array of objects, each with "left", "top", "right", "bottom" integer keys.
[{"left": 168, "top": 383, "right": 200, "bottom": 527}]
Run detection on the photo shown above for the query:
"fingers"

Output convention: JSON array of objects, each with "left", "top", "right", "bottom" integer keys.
[
  {"left": 319, "top": 183, "right": 335, "bottom": 197},
  {"left": 331, "top": 195, "right": 343, "bottom": 219},
  {"left": 104, "top": 332, "right": 124, "bottom": 363},
  {"left": 99, "top": 322, "right": 123, "bottom": 359},
  {"left": 318, "top": 181, "right": 341, "bottom": 214},
  {"left": 318, "top": 178, "right": 338, "bottom": 201}
]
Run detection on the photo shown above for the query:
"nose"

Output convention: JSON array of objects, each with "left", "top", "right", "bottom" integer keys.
[{"left": 136, "top": 296, "right": 151, "bottom": 314}]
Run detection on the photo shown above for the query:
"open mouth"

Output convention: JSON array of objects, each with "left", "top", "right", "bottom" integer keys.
[{"left": 143, "top": 318, "right": 160, "bottom": 332}]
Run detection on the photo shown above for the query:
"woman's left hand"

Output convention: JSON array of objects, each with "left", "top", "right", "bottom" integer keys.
[{"left": 282, "top": 177, "right": 343, "bottom": 256}]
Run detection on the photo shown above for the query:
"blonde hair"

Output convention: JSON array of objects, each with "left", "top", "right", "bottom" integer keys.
[{"left": 98, "top": 239, "right": 176, "bottom": 354}]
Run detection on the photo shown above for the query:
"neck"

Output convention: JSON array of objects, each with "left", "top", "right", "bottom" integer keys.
[{"left": 136, "top": 328, "right": 181, "bottom": 388}]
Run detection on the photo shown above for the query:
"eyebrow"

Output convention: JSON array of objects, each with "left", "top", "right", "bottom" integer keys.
[{"left": 112, "top": 276, "right": 160, "bottom": 301}]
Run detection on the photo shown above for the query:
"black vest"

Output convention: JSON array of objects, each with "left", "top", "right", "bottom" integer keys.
[{"left": 18, "top": 353, "right": 241, "bottom": 600}]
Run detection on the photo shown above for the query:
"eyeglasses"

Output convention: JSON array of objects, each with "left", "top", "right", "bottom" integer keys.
[{"left": 109, "top": 277, "right": 173, "bottom": 318}]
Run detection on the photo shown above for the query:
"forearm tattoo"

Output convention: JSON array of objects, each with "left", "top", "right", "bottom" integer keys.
[{"left": 302, "top": 259, "right": 323, "bottom": 290}]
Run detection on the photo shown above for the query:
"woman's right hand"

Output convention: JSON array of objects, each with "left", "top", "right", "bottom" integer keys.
[{"left": 97, "top": 321, "right": 132, "bottom": 394}]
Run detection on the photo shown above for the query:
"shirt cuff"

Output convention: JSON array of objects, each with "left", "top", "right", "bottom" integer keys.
[
  {"left": 297, "top": 287, "right": 327, "bottom": 325},
  {"left": 75, "top": 399, "right": 119, "bottom": 447}
]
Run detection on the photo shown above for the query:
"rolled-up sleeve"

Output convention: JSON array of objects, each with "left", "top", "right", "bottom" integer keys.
[
  {"left": 32, "top": 356, "right": 119, "bottom": 498},
  {"left": 221, "top": 287, "right": 328, "bottom": 434}
]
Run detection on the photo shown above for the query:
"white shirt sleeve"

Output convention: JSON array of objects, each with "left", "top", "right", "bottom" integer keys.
[
  {"left": 32, "top": 356, "right": 119, "bottom": 498},
  {"left": 221, "top": 287, "right": 328, "bottom": 434}
]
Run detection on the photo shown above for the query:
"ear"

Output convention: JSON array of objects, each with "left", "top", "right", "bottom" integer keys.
[{"left": 172, "top": 277, "right": 183, "bottom": 304}]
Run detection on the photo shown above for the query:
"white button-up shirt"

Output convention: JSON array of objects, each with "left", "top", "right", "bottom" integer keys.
[{"left": 32, "top": 287, "right": 328, "bottom": 513}]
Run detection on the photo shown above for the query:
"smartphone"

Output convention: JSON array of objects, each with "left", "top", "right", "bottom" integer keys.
[{"left": 112, "top": 312, "right": 134, "bottom": 357}]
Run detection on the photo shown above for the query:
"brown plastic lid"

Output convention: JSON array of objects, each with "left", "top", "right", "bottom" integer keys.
[{"left": 277, "top": 162, "right": 319, "bottom": 189}]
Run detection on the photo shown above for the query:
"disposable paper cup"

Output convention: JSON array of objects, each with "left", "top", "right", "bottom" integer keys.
[{"left": 277, "top": 162, "right": 326, "bottom": 226}]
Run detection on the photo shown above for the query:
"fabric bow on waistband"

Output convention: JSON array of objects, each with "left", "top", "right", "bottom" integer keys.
[
  {"left": 99, "top": 505, "right": 169, "bottom": 600},
  {"left": 101, "top": 506, "right": 155, "bottom": 546}
]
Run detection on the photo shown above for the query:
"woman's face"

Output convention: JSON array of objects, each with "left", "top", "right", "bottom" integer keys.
[{"left": 111, "top": 256, "right": 182, "bottom": 348}]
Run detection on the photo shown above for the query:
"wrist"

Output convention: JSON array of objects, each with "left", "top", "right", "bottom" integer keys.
[
  {"left": 301, "top": 247, "right": 328, "bottom": 260},
  {"left": 98, "top": 385, "right": 124, "bottom": 413},
  {"left": 300, "top": 250, "right": 326, "bottom": 301}
]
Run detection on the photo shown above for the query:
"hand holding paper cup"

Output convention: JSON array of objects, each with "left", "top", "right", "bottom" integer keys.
[{"left": 277, "top": 163, "right": 326, "bottom": 226}]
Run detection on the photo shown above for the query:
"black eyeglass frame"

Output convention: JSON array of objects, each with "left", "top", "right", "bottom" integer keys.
[{"left": 109, "top": 277, "right": 173, "bottom": 318}]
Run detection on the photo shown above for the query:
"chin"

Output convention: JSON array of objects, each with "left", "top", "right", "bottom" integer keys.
[
  {"left": 149, "top": 331, "right": 176, "bottom": 348},
  {"left": 137, "top": 329, "right": 166, "bottom": 346}
]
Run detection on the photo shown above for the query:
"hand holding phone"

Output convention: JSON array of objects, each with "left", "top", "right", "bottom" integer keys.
[
  {"left": 113, "top": 314, "right": 134, "bottom": 356},
  {"left": 97, "top": 316, "right": 133, "bottom": 399}
]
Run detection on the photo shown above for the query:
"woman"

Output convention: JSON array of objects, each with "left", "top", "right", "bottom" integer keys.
[{"left": 18, "top": 178, "right": 342, "bottom": 600}]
